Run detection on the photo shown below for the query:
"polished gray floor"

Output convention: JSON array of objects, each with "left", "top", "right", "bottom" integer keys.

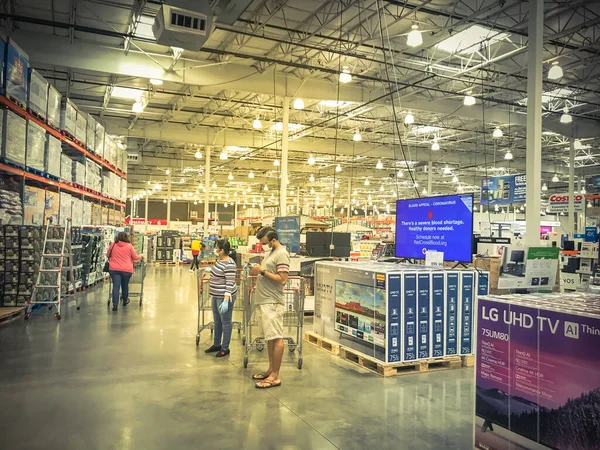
[{"left": 0, "top": 267, "right": 475, "bottom": 450}]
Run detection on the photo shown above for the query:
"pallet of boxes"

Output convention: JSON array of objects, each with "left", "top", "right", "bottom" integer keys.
[{"left": 306, "top": 261, "right": 490, "bottom": 377}]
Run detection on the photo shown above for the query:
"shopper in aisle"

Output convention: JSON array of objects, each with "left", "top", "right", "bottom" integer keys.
[
  {"left": 106, "top": 232, "right": 143, "bottom": 312},
  {"left": 190, "top": 237, "right": 201, "bottom": 272},
  {"left": 249, "top": 227, "right": 290, "bottom": 389},
  {"left": 205, "top": 238, "right": 238, "bottom": 358}
]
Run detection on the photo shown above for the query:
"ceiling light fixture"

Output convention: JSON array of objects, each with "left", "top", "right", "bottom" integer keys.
[
  {"left": 353, "top": 131, "right": 362, "bottom": 141},
  {"left": 364, "top": 179, "right": 370, "bottom": 186},
  {"left": 339, "top": 66, "right": 352, "bottom": 83},
  {"left": 194, "top": 150, "right": 202, "bottom": 159},
  {"left": 552, "top": 173, "right": 559, "bottom": 183},
  {"left": 431, "top": 141, "right": 440, "bottom": 151},
  {"left": 547, "top": 61, "right": 563, "bottom": 80},
  {"left": 422, "top": 188, "right": 427, "bottom": 195},
  {"left": 293, "top": 98, "right": 305, "bottom": 110},
  {"left": 492, "top": 126, "right": 503, "bottom": 139},
  {"left": 335, "top": 164, "right": 342, "bottom": 173},
  {"left": 252, "top": 118, "right": 263, "bottom": 129},
  {"left": 463, "top": 92, "right": 476, "bottom": 106},
  {"left": 581, "top": 187, "right": 587, "bottom": 195},
  {"left": 504, "top": 150, "right": 513, "bottom": 160},
  {"left": 541, "top": 183, "right": 548, "bottom": 191},
  {"left": 165, "top": 169, "right": 170, "bottom": 175},
  {"left": 397, "top": 170, "right": 403, "bottom": 177},
  {"left": 163, "top": 199, "right": 167, "bottom": 204},
  {"left": 132, "top": 101, "right": 145, "bottom": 113},
  {"left": 248, "top": 171, "right": 254, "bottom": 179},
  {"left": 149, "top": 78, "right": 163, "bottom": 86},
  {"left": 560, "top": 106, "right": 572, "bottom": 124},
  {"left": 309, "top": 174, "right": 315, "bottom": 182},
  {"left": 452, "top": 175, "right": 459, "bottom": 183},
  {"left": 457, "top": 184, "right": 464, "bottom": 192},
  {"left": 308, "top": 155, "right": 316, "bottom": 165},
  {"left": 376, "top": 160, "right": 383, "bottom": 169},
  {"left": 273, "top": 159, "right": 280, "bottom": 166},
  {"left": 228, "top": 173, "right": 233, "bottom": 181},
  {"left": 264, "top": 185, "right": 269, "bottom": 191},
  {"left": 443, "top": 167, "right": 452, "bottom": 175},
  {"left": 379, "top": 185, "right": 385, "bottom": 192},
  {"left": 219, "top": 150, "right": 228, "bottom": 160},
  {"left": 404, "top": 112, "right": 414, "bottom": 125},
  {"left": 406, "top": 24, "right": 423, "bottom": 47}
]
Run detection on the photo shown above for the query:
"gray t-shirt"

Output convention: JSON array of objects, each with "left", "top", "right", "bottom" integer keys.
[{"left": 254, "top": 246, "right": 290, "bottom": 305}]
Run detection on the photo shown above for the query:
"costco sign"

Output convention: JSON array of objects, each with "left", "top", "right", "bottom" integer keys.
[{"left": 548, "top": 193, "right": 584, "bottom": 213}]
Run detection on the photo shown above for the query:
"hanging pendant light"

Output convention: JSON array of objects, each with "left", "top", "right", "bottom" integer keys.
[
  {"left": 379, "top": 185, "right": 385, "bottom": 192},
  {"left": 307, "top": 154, "right": 316, "bottom": 165},
  {"left": 293, "top": 98, "right": 305, "bottom": 110},
  {"left": 493, "top": 126, "right": 503, "bottom": 139},
  {"left": 335, "top": 164, "right": 342, "bottom": 173},
  {"left": 353, "top": 131, "right": 362, "bottom": 141},
  {"left": 452, "top": 175, "right": 459, "bottom": 183},
  {"left": 552, "top": 173, "right": 559, "bottom": 183},
  {"left": 397, "top": 169, "right": 403, "bottom": 177},
  {"left": 194, "top": 150, "right": 202, "bottom": 159},
  {"left": 541, "top": 183, "right": 548, "bottom": 191},
  {"left": 339, "top": 66, "right": 352, "bottom": 83},
  {"left": 364, "top": 178, "right": 370, "bottom": 186},
  {"left": 560, "top": 106, "right": 572, "bottom": 124},
  {"left": 248, "top": 171, "right": 254, "bottom": 179},
  {"left": 431, "top": 140, "right": 440, "bottom": 151},
  {"left": 406, "top": 24, "right": 423, "bottom": 47},
  {"left": 404, "top": 112, "right": 414, "bottom": 125},
  {"left": 309, "top": 174, "right": 315, "bottom": 182},
  {"left": 547, "top": 61, "right": 563, "bottom": 80},
  {"left": 273, "top": 159, "right": 280, "bottom": 166},
  {"left": 252, "top": 118, "right": 263, "bottom": 129},
  {"left": 228, "top": 173, "right": 233, "bottom": 181},
  {"left": 219, "top": 149, "right": 228, "bottom": 160},
  {"left": 463, "top": 92, "right": 476, "bottom": 106},
  {"left": 376, "top": 160, "right": 383, "bottom": 169},
  {"left": 504, "top": 150, "right": 513, "bottom": 160}
]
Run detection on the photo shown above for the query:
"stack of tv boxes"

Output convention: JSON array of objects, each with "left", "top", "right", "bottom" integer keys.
[
  {"left": 0, "top": 225, "right": 43, "bottom": 306},
  {"left": 314, "top": 261, "right": 489, "bottom": 364},
  {"left": 156, "top": 232, "right": 176, "bottom": 262}
]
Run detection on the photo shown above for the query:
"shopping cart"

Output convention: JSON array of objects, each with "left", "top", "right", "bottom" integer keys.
[
  {"left": 195, "top": 268, "right": 244, "bottom": 346},
  {"left": 106, "top": 260, "right": 147, "bottom": 307},
  {"left": 242, "top": 274, "right": 305, "bottom": 369}
]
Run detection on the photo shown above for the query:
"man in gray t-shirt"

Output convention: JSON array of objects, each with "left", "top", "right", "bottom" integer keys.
[{"left": 249, "top": 227, "right": 290, "bottom": 389}]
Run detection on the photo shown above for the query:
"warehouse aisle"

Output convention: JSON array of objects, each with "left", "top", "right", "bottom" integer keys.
[{"left": 0, "top": 267, "right": 475, "bottom": 450}]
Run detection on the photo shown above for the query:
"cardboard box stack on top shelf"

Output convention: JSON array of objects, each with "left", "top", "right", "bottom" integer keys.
[
  {"left": 85, "top": 159, "right": 102, "bottom": 192},
  {"left": 60, "top": 98, "right": 77, "bottom": 138},
  {"left": 26, "top": 120, "right": 45, "bottom": 172},
  {"left": 94, "top": 122, "right": 104, "bottom": 157},
  {"left": 86, "top": 113, "right": 96, "bottom": 153},
  {"left": 5, "top": 38, "right": 29, "bottom": 107},
  {"left": 75, "top": 109, "right": 87, "bottom": 147},
  {"left": 60, "top": 153, "right": 72, "bottom": 182},
  {"left": 28, "top": 69, "right": 48, "bottom": 120},
  {"left": 72, "top": 160, "right": 85, "bottom": 186},
  {"left": 44, "top": 134, "right": 61, "bottom": 178},
  {"left": 47, "top": 84, "right": 61, "bottom": 130}
]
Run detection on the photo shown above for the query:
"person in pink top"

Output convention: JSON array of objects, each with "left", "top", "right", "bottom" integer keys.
[{"left": 106, "top": 232, "right": 143, "bottom": 311}]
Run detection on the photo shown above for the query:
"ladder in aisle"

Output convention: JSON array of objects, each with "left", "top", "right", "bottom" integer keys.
[{"left": 26, "top": 219, "right": 80, "bottom": 321}]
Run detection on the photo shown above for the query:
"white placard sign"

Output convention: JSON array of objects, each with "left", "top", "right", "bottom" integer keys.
[
  {"left": 425, "top": 250, "right": 444, "bottom": 268},
  {"left": 561, "top": 272, "right": 581, "bottom": 291}
]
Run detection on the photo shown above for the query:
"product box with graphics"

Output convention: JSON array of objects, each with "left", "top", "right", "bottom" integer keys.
[
  {"left": 44, "top": 190, "right": 59, "bottom": 225},
  {"left": 23, "top": 186, "right": 45, "bottom": 225},
  {"left": 474, "top": 294, "right": 600, "bottom": 450}
]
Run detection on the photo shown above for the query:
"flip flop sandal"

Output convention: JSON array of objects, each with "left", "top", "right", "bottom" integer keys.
[
  {"left": 255, "top": 380, "right": 281, "bottom": 389},
  {"left": 252, "top": 372, "right": 270, "bottom": 380}
]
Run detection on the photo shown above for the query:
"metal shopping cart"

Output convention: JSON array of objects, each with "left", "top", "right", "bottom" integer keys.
[
  {"left": 195, "top": 268, "right": 244, "bottom": 346},
  {"left": 242, "top": 274, "right": 305, "bottom": 369},
  {"left": 106, "top": 260, "right": 147, "bottom": 307}
]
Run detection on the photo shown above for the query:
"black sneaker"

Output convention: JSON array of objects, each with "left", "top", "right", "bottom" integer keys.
[
  {"left": 112, "top": 305, "right": 118, "bottom": 312},
  {"left": 205, "top": 345, "right": 221, "bottom": 353},
  {"left": 216, "top": 349, "right": 230, "bottom": 358},
  {"left": 123, "top": 298, "right": 130, "bottom": 306}
]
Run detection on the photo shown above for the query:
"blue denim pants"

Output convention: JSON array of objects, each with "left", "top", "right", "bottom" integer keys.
[
  {"left": 212, "top": 295, "right": 235, "bottom": 350},
  {"left": 109, "top": 270, "right": 132, "bottom": 307}
]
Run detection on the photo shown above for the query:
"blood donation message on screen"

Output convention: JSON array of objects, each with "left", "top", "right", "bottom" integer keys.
[{"left": 395, "top": 194, "right": 474, "bottom": 262}]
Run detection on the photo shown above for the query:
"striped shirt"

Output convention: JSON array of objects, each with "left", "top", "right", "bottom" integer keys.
[
  {"left": 209, "top": 257, "right": 238, "bottom": 298},
  {"left": 255, "top": 246, "right": 290, "bottom": 305}
]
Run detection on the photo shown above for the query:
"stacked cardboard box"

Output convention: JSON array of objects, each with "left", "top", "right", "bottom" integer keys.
[
  {"left": 44, "top": 134, "right": 61, "bottom": 178},
  {"left": 27, "top": 69, "right": 48, "bottom": 120},
  {"left": 75, "top": 109, "right": 87, "bottom": 146},
  {"left": 85, "top": 159, "right": 102, "bottom": 192},
  {"left": 5, "top": 38, "right": 29, "bottom": 107},
  {"left": 94, "top": 122, "right": 105, "bottom": 157},
  {"left": 2, "top": 225, "right": 21, "bottom": 305},
  {"left": 25, "top": 120, "right": 46, "bottom": 171},
  {"left": 86, "top": 114, "right": 96, "bottom": 152},
  {"left": 59, "top": 192, "right": 72, "bottom": 225},
  {"left": 60, "top": 98, "right": 77, "bottom": 137},
  {"left": 60, "top": 154, "right": 73, "bottom": 182},
  {"left": 16, "top": 225, "right": 43, "bottom": 305},
  {"left": 46, "top": 84, "right": 61, "bottom": 129},
  {"left": 2, "top": 110, "right": 27, "bottom": 167},
  {"left": 72, "top": 161, "right": 85, "bottom": 186}
]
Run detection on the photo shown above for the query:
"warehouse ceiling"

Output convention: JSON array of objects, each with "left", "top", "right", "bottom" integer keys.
[{"left": 1, "top": 0, "right": 600, "bottom": 208}]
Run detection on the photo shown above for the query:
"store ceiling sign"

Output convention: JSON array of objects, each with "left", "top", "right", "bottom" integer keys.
[
  {"left": 547, "top": 193, "right": 584, "bottom": 213},
  {"left": 481, "top": 174, "right": 526, "bottom": 205}
]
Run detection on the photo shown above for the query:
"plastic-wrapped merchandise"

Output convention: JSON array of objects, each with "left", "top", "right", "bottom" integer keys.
[
  {"left": 44, "top": 134, "right": 61, "bottom": 178},
  {"left": 103, "top": 133, "right": 114, "bottom": 165},
  {"left": 94, "top": 122, "right": 105, "bottom": 157},
  {"left": 75, "top": 110, "right": 87, "bottom": 146},
  {"left": 72, "top": 161, "right": 86, "bottom": 186},
  {"left": 85, "top": 159, "right": 101, "bottom": 191},
  {"left": 0, "top": 180, "right": 23, "bottom": 225},
  {"left": 120, "top": 177, "right": 127, "bottom": 201},
  {"left": 2, "top": 110, "right": 27, "bottom": 167},
  {"left": 83, "top": 201, "right": 91, "bottom": 226},
  {"left": 5, "top": 38, "right": 29, "bottom": 107},
  {"left": 59, "top": 192, "right": 72, "bottom": 225},
  {"left": 86, "top": 114, "right": 96, "bottom": 152},
  {"left": 27, "top": 69, "right": 48, "bottom": 120},
  {"left": 46, "top": 84, "right": 61, "bottom": 129},
  {"left": 71, "top": 197, "right": 83, "bottom": 227},
  {"left": 25, "top": 120, "right": 46, "bottom": 171},
  {"left": 60, "top": 98, "right": 77, "bottom": 137},
  {"left": 0, "top": 38, "right": 5, "bottom": 94},
  {"left": 60, "top": 154, "right": 73, "bottom": 182}
]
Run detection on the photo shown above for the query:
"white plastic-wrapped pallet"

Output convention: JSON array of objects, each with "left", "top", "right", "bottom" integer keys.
[
  {"left": 71, "top": 197, "right": 83, "bottom": 226},
  {"left": 60, "top": 154, "right": 73, "bottom": 182},
  {"left": 25, "top": 120, "right": 46, "bottom": 171},
  {"left": 59, "top": 192, "right": 72, "bottom": 225},
  {"left": 72, "top": 160, "right": 86, "bottom": 186},
  {"left": 86, "top": 114, "right": 96, "bottom": 152},
  {"left": 2, "top": 110, "right": 27, "bottom": 167},
  {"left": 60, "top": 98, "right": 77, "bottom": 137},
  {"left": 104, "top": 134, "right": 115, "bottom": 165},
  {"left": 121, "top": 177, "right": 127, "bottom": 201},
  {"left": 83, "top": 201, "right": 92, "bottom": 226},
  {"left": 44, "top": 134, "right": 61, "bottom": 178},
  {"left": 94, "top": 122, "right": 104, "bottom": 157},
  {"left": 75, "top": 110, "right": 87, "bottom": 146},
  {"left": 28, "top": 69, "right": 48, "bottom": 120},
  {"left": 46, "top": 84, "right": 61, "bottom": 129}
]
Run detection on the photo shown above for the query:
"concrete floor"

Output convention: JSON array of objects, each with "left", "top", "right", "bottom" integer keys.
[{"left": 0, "top": 267, "right": 476, "bottom": 450}]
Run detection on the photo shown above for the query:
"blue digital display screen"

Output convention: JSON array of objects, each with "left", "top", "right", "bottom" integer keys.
[{"left": 395, "top": 194, "right": 474, "bottom": 262}]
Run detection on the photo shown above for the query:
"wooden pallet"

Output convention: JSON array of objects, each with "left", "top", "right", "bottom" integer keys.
[
  {"left": 0, "top": 307, "right": 25, "bottom": 324},
  {"left": 304, "top": 331, "right": 473, "bottom": 377}
]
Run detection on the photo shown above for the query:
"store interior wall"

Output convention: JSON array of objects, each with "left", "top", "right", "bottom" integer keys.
[{"left": 126, "top": 201, "right": 234, "bottom": 223}]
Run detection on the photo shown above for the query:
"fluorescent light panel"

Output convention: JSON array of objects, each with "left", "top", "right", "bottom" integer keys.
[
  {"left": 435, "top": 25, "right": 509, "bottom": 55},
  {"left": 111, "top": 86, "right": 145, "bottom": 100}
]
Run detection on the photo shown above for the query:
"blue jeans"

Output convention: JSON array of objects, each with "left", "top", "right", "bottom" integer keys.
[
  {"left": 109, "top": 270, "right": 132, "bottom": 307},
  {"left": 212, "top": 295, "right": 235, "bottom": 350}
]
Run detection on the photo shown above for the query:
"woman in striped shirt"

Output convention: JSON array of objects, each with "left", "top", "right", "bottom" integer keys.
[{"left": 205, "top": 238, "right": 238, "bottom": 357}]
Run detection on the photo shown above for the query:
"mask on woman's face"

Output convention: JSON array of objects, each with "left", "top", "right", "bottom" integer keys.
[{"left": 214, "top": 249, "right": 220, "bottom": 256}]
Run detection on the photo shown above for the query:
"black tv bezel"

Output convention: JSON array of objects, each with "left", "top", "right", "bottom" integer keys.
[{"left": 394, "top": 193, "right": 475, "bottom": 263}]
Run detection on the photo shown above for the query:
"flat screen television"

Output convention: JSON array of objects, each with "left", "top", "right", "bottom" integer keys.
[
  {"left": 305, "top": 232, "right": 351, "bottom": 257},
  {"left": 395, "top": 193, "right": 474, "bottom": 262}
]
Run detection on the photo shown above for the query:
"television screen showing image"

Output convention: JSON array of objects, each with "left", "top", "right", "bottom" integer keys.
[
  {"left": 334, "top": 279, "right": 386, "bottom": 348},
  {"left": 395, "top": 193, "right": 474, "bottom": 262}
]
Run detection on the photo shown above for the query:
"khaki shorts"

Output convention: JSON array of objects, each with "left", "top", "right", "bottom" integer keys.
[{"left": 256, "top": 303, "right": 285, "bottom": 341}]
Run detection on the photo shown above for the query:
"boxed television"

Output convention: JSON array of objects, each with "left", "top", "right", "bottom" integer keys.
[
  {"left": 2, "top": 110, "right": 27, "bottom": 167},
  {"left": 44, "top": 134, "right": 61, "bottom": 178},
  {"left": 26, "top": 120, "right": 46, "bottom": 171},
  {"left": 46, "top": 84, "right": 61, "bottom": 129},
  {"left": 5, "top": 38, "right": 29, "bottom": 106},
  {"left": 28, "top": 69, "right": 48, "bottom": 120}
]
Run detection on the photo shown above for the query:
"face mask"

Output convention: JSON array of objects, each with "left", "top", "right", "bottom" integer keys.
[
  {"left": 214, "top": 249, "right": 220, "bottom": 256},
  {"left": 265, "top": 243, "right": 272, "bottom": 251}
]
